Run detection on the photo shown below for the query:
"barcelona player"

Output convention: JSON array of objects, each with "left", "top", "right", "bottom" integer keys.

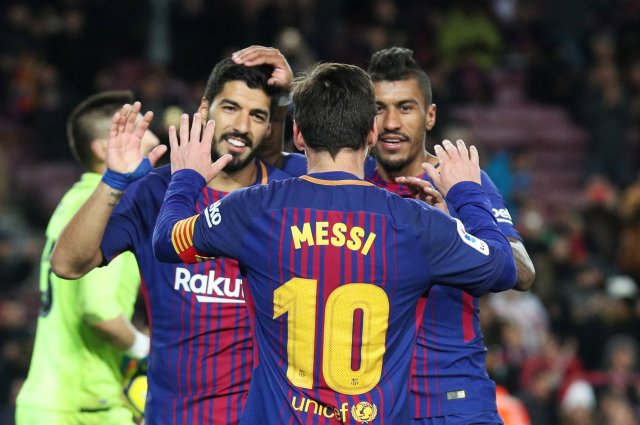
[
  {"left": 50, "top": 53, "right": 293, "bottom": 425},
  {"left": 366, "top": 47, "right": 535, "bottom": 424},
  {"left": 152, "top": 62, "right": 517, "bottom": 424},
  {"left": 16, "top": 91, "right": 154, "bottom": 425}
]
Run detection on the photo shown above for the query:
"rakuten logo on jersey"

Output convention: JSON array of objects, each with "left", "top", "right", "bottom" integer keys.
[
  {"left": 174, "top": 267, "right": 245, "bottom": 304},
  {"left": 204, "top": 200, "right": 222, "bottom": 228},
  {"left": 492, "top": 207, "right": 513, "bottom": 224}
]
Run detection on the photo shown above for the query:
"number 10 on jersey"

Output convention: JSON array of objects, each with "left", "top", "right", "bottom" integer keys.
[{"left": 273, "top": 277, "right": 390, "bottom": 395}]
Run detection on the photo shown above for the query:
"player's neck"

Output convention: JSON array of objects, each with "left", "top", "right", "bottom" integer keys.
[
  {"left": 306, "top": 149, "right": 367, "bottom": 179},
  {"left": 207, "top": 161, "right": 257, "bottom": 192},
  {"left": 376, "top": 150, "right": 434, "bottom": 181}
]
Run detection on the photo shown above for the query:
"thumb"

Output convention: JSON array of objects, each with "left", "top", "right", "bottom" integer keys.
[
  {"left": 422, "top": 162, "right": 441, "bottom": 189},
  {"left": 147, "top": 145, "right": 168, "bottom": 166},
  {"left": 208, "top": 154, "right": 233, "bottom": 179}
]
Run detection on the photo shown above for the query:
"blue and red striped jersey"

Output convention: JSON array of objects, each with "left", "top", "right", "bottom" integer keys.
[
  {"left": 365, "top": 160, "right": 522, "bottom": 419},
  {"left": 154, "top": 169, "right": 517, "bottom": 425},
  {"left": 100, "top": 161, "right": 291, "bottom": 425}
]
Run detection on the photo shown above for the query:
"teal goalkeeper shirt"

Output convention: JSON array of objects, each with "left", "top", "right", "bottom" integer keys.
[{"left": 17, "top": 172, "right": 141, "bottom": 412}]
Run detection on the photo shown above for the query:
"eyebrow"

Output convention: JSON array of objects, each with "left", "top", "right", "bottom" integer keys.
[
  {"left": 220, "top": 98, "right": 269, "bottom": 118},
  {"left": 376, "top": 98, "right": 420, "bottom": 106}
]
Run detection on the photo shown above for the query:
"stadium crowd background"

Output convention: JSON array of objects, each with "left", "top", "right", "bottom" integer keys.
[{"left": 1, "top": 0, "right": 640, "bottom": 424}]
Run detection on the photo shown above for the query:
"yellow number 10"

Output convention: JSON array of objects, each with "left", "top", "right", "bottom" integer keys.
[{"left": 273, "top": 277, "right": 390, "bottom": 395}]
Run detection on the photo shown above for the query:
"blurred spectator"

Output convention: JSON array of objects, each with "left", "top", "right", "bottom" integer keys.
[
  {"left": 496, "top": 384, "right": 532, "bottom": 425},
  {"left": 559, "top": 379, "right": 597, "bottom": 425},
  {"left": 581, "top": 175, "right": 621, "bottom": 264}
]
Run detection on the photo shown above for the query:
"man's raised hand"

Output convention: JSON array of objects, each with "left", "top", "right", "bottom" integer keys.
[
  {"left": 422, "top": 139, "right": 481, "bottom": 197},
  {"left": 107, "top": 102, "right": 166, "bottom": 173},
  {"left": 168, "top": 113, "right": 232, "bottom": 183}
]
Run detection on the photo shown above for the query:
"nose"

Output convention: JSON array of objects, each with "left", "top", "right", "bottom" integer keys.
[
  {"left": 381, "top": 108, "right": 400, "bottom": 132},
  {"left": 233, "top": 111, "right": 251, "bottom": 134}
]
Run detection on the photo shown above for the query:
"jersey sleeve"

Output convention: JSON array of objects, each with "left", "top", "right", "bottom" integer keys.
[
  {"left": 100, "top": 177, "right": 157, "bottom": 263},
  {"left": 416, "top": 182, "right": 516, "bottom": 297},
  {"left": 154, "top": 169, "right": 260, "bottom": 264},
  {"left": 480, "top": 170, "right": 522, "bottom": 240},
  {"left": 77, "top": 251, "right": 140, "bottom": 325}
]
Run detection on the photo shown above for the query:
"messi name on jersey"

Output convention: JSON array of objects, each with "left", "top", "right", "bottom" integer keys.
[{"left": 290, "top": 221, "right": 377, "bottom": 255}]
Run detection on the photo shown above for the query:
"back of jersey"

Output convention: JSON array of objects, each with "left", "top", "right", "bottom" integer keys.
[{"left": 190, "top": 171, "right": 513, "bottom": 425}]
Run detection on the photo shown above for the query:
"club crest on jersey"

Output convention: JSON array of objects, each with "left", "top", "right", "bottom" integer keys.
[
  {"left": 204, "top": 200, "right": 222, "bottom": 228},
  {"left": 454, "top": 218, "right": 489, "bottom": 256},
  {"left": 351, "top": 401, "right": 378, "bottom": 424}
]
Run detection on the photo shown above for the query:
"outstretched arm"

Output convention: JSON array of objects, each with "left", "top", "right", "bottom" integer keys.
[
  {"left": 51, "top": 103, "right": 166, "bottom": 279},
  {"left": 153, "top": 114, "right": 232, "bottom": 263}
]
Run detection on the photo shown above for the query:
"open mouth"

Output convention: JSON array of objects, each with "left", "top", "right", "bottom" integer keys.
[{"left": 223, "top": 136, "right": 251, "bottom": 153}]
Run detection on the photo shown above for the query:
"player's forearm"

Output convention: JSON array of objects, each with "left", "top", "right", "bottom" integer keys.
[
  {"left": 93, "top": 314, "right": 149, "bottom": 357},
  {"left": 51, "top": 183, "right": 123, "bottom": 279},
  {"left": 509, "top": 238, "right": 536, "bottom": 291},
  {"left": 153, "top": 170, "right": 205, "bottom": 263},
  {"left": 447, "top": 182, "right": 516, "bottom": 291}
]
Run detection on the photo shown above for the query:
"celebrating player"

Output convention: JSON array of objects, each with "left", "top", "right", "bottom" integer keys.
[
  {"left": 16, "top": 91, "right": 154, "bottom": 425},
  {"left": 50, "top": 52, "right": 293, "bottom": 425},
  {"left": 365, "top": 47, "right": 536, "bottom": 424},
  {"left": 152, "top": 62, "right": 517, "bottom": 424}
]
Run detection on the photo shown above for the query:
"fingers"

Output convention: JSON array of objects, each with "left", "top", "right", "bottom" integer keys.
[
  {"left": 124, "top": 102, "right": 141, "bottom": 136},
  {"left": 190, "top": 113, "right": 202, "bottom": 144},
  {"left": 422, "top": 162, "right": 441, "bottom": 188},
  {"left": 232, "top": 45, "right": 280, "bottom": 66},
  {"left": 201, "top": 119, "right": 216, "bottom": 148},
  {"left": 179, "top": 114, "right": 189, "bottom": 145},
  {"left": 210, "top": 154, "right": 233, "bottom": 176},
  {"left": 147, "top": 144, "right": 168, "bottom": 166},
  {"left": 455, "top": 139, "right": 468, "bottom": 160},
  {"left": 117, "top": 104, "right": 131, "bottom": 136},
  {"left": 133, "top": 111, "right": 154, "bottom": 140},
  {"left": 168, "top": 125, "right": 179, "bottom": 153},
  {"left": 110, "top": 112, "right": 120, "bottom": 140},
  {"left": 441, "top": 139, "right": 460, "bottom": 162},
  {"left": 469, "top": 145, "right": 479, "bottom": 166}
]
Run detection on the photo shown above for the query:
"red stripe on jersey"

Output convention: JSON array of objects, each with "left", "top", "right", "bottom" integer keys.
[
  {"left": 351, "top": 308, "right": 364, "bottom": 371},
  {"left": 462, "top": 292, "right": 475, "bottom": 342}
]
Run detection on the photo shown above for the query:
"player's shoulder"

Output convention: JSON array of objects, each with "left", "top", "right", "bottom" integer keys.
[
  {"left": 279, "top": 152, "right": 307, "bottom": 177},
  {"left": 263, "top": 159, "right": 296, "bottom": 181}
]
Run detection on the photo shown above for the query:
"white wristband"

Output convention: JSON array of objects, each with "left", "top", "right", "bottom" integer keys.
[{"left": 127, "top": 329, "right": 150, "bottom": 359}]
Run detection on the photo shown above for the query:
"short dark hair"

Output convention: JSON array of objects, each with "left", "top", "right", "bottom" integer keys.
[
  {"left": 67, "top": 91, "right": 134, "bottom": 170},
  {"left": 203, "top": 57, "right": 279, "bottom": 116},
  {"left": 367, "top": 47, "right": 432, "bottom": 105},
  {"left": 292, "top": 63, "right": 376, "bottom": 158}
]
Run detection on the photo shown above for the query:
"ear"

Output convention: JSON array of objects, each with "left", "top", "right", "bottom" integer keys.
[
  {"left": 199, "top": 98, "right": 210, "bottom": 121},
  {"left": 293, "top": 121, "right": 305, "bottom": 151},
  {"left": 425, "top": 103, "right": 437, "bottom": 131},
  {"left": 90, "top": 138, "right": 107, "bottom": 163},
  {"left": 367, "top": 117, "right": 378, "bottom": 149}
]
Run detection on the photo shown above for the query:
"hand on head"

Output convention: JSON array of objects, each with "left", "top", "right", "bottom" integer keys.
[
  {"left": 168, "top": 113, "right": 232, "bottom": 183},
  {"left": 422, "top": 139, "right": 481, "bottom": 197},
  {"left": 232, "top": 45, "right": 293, "bottom": 91}
]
